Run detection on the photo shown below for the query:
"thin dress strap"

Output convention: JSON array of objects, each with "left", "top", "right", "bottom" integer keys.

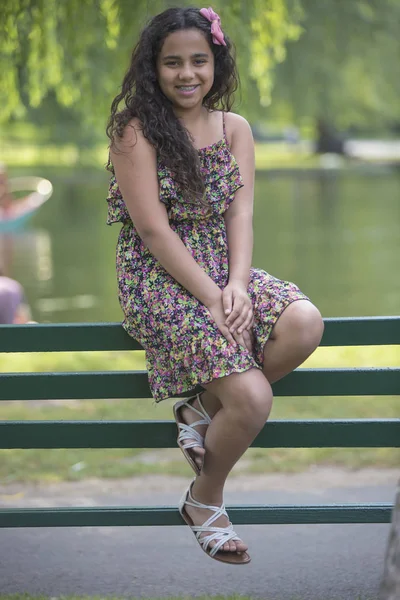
[{"left": 222, "top": 111, "right": 227, "bottom": 141}]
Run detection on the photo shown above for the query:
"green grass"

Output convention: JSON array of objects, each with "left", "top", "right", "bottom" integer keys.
[
  {"left": 0, "top": 345, "right": 398, "bottom": 483},
  {"left": 0, "top": 343, "right": 398, "bottom": 374},
  {"left": 0, "top": 143, "right": 106, "bottom": 168},
  {"left": 255, "top": 142, "right": 321, "bottom": 170},
  {"left": 2, "top": 140, "right": 314, "bottom": 170},
  {"left": 1, "top": 394, "right": 399, "bottom": 483},
  {"left": 0, "top": 349, "right": 147, "bottom": 373},
  {"left": 0, "top": 140, "right": 368, "bottom": 171}
]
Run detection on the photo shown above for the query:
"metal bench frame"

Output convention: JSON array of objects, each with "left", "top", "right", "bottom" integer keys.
[{"left": 0, "top": 316, "right": 399, "bottom": 528}]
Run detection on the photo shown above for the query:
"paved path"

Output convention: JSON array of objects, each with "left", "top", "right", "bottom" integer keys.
[
  {"left": 345, "top": 139, "right": 400, "bottom": 160},
  {"left": 0, "top": 468, "right": 398, "bottom": 600}
]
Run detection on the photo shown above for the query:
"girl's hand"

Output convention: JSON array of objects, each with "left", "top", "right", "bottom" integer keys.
[
  {"left": 233, "top": 327, "right": 254, "bottom": 353},
  {"left": 222, "top": 281, "right": 253, "bottom": 335},
  {"left": 206, "top": 297, "right": 237, "bottom": 347}
]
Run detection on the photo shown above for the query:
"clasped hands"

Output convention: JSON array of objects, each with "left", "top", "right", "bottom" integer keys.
[{"left": 207, "top": 280, "right": 254, "bottom": 353}]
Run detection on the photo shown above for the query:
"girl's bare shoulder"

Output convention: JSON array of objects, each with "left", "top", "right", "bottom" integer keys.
[
  {"left": 110, "top": 117, "right": 155, "bottom": 160},
  {"left": 224, "top": 111, "right": 253, "bottom": 145}
]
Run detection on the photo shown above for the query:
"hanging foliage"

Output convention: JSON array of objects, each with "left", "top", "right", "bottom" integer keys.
[
  {"left": 0, "top": 0, "right": 303, "bottom": 126},
  {"left": 1, "top": 0, "right": 399, "bottom": 130}
]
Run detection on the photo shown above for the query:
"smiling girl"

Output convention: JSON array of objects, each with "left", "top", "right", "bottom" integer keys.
[{"left": 106, "top": 6, "right": 324, "bottom": 565}]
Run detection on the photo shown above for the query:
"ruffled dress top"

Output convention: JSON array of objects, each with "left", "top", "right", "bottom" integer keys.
[{"left": 106, "top": 112, "right": 308, "bottom": 401}]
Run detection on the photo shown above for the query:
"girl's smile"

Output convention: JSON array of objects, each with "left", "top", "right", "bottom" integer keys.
[
  {"left": 157, "top": 29, "right": 214, "bottom": 110},
  {"left": 175, "top": 84, "right": 200, "bottom": 96}
]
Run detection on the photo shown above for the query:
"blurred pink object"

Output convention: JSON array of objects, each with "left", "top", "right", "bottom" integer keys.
[
  {"left": 0, "top": 276, "right": 25, "bottom": 324},
  {"left": 0, "top": 171, "right": 53, "bottom": 233},
  {"left": 199, "top": 7, "right": 226, "bottom": 46}
]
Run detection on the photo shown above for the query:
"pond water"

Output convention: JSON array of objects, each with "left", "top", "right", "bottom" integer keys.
[{"left": 3, "top": 165, "right": 399, "bottom": 323}]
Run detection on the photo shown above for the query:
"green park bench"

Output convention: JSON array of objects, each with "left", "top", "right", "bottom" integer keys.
[{"left": 0, "top": 316, "right": 399, "bottom": 528}]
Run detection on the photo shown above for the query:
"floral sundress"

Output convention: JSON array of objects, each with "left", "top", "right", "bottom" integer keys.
[{"left": 106, "top": 112, "right": 309, "bottom": 401}]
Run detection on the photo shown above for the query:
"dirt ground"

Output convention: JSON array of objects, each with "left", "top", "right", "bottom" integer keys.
[{"left": 1, "top": 466, "right": 399, "bottom": 507}]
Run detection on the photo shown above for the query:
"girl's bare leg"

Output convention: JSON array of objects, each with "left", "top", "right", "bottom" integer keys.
[
  {"left": 183, "top": 367, "right": 273, "bottom": 554},
  {"left": 180, "top": 300, "right": 324, "bottom": 469},
  {"left": 262, "top": 300, "right": 324, "bottom": 382}
]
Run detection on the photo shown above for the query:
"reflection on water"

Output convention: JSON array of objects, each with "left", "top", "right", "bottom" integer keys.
[
  {"left": 36, "top": 294, "right": 97, "bottom": 314},
  {"left": 0, "top": 227, "right": 53, "bottom": 293},
  {"left": 13, "top": 229, "right": 53, "bottom": 283},
  {"left": 2, "top": 166, "right": 399, "bottom": 322}
]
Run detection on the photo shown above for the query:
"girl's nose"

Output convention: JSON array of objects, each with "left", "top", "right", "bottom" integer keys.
[{"left": 178, "top": 64, "right": 194, "bottom": 81}]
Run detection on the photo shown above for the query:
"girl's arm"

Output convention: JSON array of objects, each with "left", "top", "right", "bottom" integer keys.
[
  {"left": 222, "top": 114, "right": 255, "bottom": 333},
  {"left": 111, "top": 120, "right": 236, "bottom": 345},
  {"left": 224, "top": 113, "right": 255, "bottom": 286}
]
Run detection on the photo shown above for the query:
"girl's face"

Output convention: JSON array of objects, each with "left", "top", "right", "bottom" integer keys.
[{"left": 157, "top": 28, "right": 214, "bottom": 112}]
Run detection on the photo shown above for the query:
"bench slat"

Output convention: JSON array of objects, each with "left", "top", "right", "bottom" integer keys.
[
  {"left": 1, "top": 419, "right": 399, "bottom": 448},
  {"left": 0, "top": 316, "right": 398, "bottom": 352},
  {"left": 0, "top": 368, "right": 398, "bottom": 400},
  {"left": 0, "top": 317, "right": 397, "bottom": 531},
  {"left": 0, "top": 504, "right": 392, "bottom": 527}
]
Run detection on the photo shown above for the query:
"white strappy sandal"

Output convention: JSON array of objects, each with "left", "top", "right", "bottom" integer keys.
[
  {"left": 173, "top": 393, "right": 212, "bottom": 475},
  {"left": 179, "top": 481, "right": 251, "bottom": 565}
]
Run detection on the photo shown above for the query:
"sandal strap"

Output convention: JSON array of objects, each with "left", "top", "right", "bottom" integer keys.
[
  {"left": 176, "top": 394, "right": 212, "bottom": 450},
  {"left": 177, "top": 422, "right": 205, "bottom": 449},
  {"left": 196, "top": 395, "right": 212, "bottom": 424},
  {"left": 183, "top": 394, "right": 212, "bottom": 424},
  {"left": 192, "top": 524, "right": 240, "bottom": 557},
  {"left": 179, "top": 483, "right": 243, "bottom": 557},
  {"left": 186, "top": 486, "right": 225, "bottom": 515}
]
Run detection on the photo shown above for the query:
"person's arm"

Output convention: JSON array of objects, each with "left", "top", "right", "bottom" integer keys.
[
  {"left": 14, "top": 302, "right": 34, "bottom": 324},
  {"left": 222, "top": 114, "right": 255, "bottom": 334},
  {"left": 110, "top": 120, "right": 222, "bottom": 310},
  {"left": 0, "top": 173, "right": 13, "bottom": 214},
  {"left": 224, "top": 113, "right": 255, "bottom": 287}
]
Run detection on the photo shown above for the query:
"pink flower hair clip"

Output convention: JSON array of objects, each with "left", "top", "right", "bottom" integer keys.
[{"left": 199, "top": 7, "right": 227, "bottom": 46}]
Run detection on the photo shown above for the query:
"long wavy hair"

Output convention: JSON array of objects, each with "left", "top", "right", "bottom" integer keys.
[{"left": 106, "top": 7, "right": 239, "bottom": 205}]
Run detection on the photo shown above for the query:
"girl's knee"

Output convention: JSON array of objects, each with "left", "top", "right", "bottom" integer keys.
[
  {"left": 223, "top": 370, "right": 273, "bottom": 426},
  {"left": 280, "top": 301, "right": 324, "bottom": 348},
  {"left": 242, "top": 387, "right": 273, "bottom": 426}
]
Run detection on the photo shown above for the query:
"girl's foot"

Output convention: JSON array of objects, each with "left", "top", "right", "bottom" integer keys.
[
  {"left": 179, "top": 481, "right": 250, "bottom": 564},
  {"left": 174, "top": 391, "right": 219, "bottom": 473},
  {"left": 185, "top": 497, "right": 248, "bottom": 554}
]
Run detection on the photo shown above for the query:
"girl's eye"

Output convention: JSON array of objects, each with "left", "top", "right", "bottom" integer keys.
[{"left": 164, "top": 60, "right": 206, "bottom": 67}]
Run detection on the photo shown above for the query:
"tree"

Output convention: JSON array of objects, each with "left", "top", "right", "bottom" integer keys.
[
  {"left": 3, "top": 1, "right": 398, "bottom": 138},
  {"left": 0, "top": 0, "right": 302, "bottom": 131},
  {"left": 266, "top": 0, "right": 400, "bottom": 132}
]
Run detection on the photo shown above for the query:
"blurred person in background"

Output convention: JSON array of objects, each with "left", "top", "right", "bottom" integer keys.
[
  {"left": 0, "top": 163, "right": 37, "bottom": 324},
  {"left": 0, "top": 270, "right": 35, "bottom": 324},
  {"left": 0, "top": 163, "right": 13, "bottom": 217}
]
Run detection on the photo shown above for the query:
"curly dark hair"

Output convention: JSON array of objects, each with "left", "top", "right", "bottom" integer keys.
[{"left": 106, "top": 6, "right": 239, "bottom": 205}]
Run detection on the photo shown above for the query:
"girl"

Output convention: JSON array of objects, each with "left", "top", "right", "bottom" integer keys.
[{"left": 106, "top": 6, "right": 324, "bottom": 565}]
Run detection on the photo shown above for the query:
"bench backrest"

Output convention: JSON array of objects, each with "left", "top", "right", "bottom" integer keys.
[{"left": 0, "top": 316, "right": 399, "bottom": 527}]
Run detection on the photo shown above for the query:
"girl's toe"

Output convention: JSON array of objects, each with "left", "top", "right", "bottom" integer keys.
[
  {"left": 192, "top": 447, "right": 205, "bottom": 458},
  {"left": 229, "top": 541, "right": 237, "bottom": 553},
  {"left": 190, "top": 447, "right": 205, "bottom": 467},
  {"left": 236, "top": 540, "right": 248, "bottom": 552},
  {"left": 207, "top": 539, "right": 215, "bottom": 552}
]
